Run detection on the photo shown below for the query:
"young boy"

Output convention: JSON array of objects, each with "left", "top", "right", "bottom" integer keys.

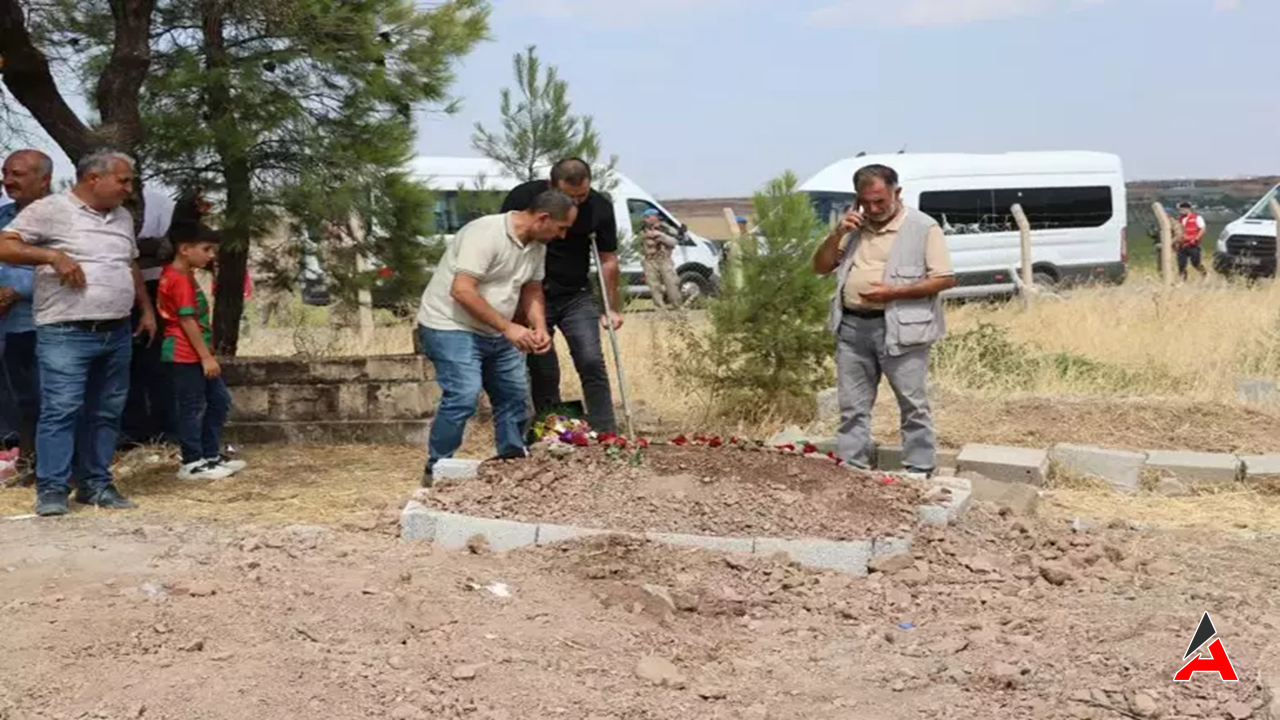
[{"left": 157, "top": 226, "right": 245, "bottom": 481}]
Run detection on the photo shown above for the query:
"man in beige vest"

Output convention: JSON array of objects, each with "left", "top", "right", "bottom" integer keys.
[{"left": 812, "top": 164, "right": 956, "bottom": 476}]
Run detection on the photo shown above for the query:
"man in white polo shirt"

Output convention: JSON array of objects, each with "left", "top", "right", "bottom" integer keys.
[
  {"left": 0, "top": 149, "right": 158, "bottom": 516},
  {"left": 417, "top": 188, "right": 576, "bottom": 486}
]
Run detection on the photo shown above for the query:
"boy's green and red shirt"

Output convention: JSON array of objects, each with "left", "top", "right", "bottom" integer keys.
[{"left": 157, "top": 264, "right": 211, "bottom": 364}]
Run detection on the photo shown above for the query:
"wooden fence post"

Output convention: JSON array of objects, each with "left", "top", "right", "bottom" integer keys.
[
  {"left": 722, "top": 207, "right": 743, "bottom": 292},
  {"left": 1152, "top": 203, "right": 1175, "bottom": 286},
  {"left": 1010, "top": 204, "right": 1032, "bottom": 311},
  {"left": 348, "top": 210, "right": 374, "bottom": 345}
]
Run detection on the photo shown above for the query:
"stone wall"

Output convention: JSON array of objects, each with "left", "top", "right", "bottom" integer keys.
[{"left": 223, "top": 355, "right": 439, "bottom": 445}]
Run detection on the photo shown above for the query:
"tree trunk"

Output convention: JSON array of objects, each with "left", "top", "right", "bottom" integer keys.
[
  {"left": 202, "top": 0, "right": 249, "bottom": 355},
  {"left": 0, "top": 0, "right": 154, "bottom": 228},
  {"left": 0, "top": 0, "right": 94, "bottom": 160}
]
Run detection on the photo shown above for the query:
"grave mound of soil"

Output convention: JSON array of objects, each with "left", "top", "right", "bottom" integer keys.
[{"left": 426, "top": 444, "right": 924, "bottom": 540}]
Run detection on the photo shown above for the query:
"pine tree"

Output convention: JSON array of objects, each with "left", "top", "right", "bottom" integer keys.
[
  {"left": 669, "top": 171, "right": 834, "bottom": 418},
  {"left": 28, "top": 0, "right": 488, "bottom": 354},
  {"left": 471, "top": 45, "right": 618, "bottom": 190}
]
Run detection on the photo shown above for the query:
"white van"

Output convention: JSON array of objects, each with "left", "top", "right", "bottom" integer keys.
[
  {"left": 799, "top": 151, "right": 1128, "bottom": 299},
  {"left": 1214, "top": 184, "right": 1278, "bottom": 279},
  {"left": 406, "top": 156, "right": 723, "bottom": 302}
]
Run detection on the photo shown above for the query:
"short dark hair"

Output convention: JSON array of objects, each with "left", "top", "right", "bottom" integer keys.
[
  {"left": 853, "top": 164, "right": 899, "bottom": 192},
  {"left": 550, "top": 158, "right": 591, "bottom": 186},
  {"left": 1178, "top": 202, "right": 1192, "bottom": 209},
  {"left": 529, "top": 189, "right": 575, "bottom": 221},
  {"left": 174, "top": 224, "right": 221, "bottom": 247}
]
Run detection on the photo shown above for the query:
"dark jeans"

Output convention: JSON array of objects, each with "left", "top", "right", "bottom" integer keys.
[
  {"left": 36, "top": 321, "right": 132, "bottom": 495},
  {"left": 1177, "top": 244, "right": 1205, "bottom": 278},
  {"left": 526, "top": 288, "right": 617, "bottom": 434},
  {"left": 170, "top": 362, "right": 231, "bottom": 465},
  {"left": 2, "top": 331, "right": 39, "bottom": 465},
  {"left": 122, "top": 279, "right": 174, "bottom": 447},
  {"left": 418, "top": 326, "right": 528, "bottom": 471}
]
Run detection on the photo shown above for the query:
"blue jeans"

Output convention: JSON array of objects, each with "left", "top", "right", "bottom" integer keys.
[
  {"left": 526, "top": 288, "right": 617, "bottom": 433},
  {"left": 2, "top": 331, "right": 39, "bottom": 460},
  {"left": 418, "top": 326, "right": 528, "bottom": 471},
  {"left": 36, "top": 321, "right": 133, "bottom": 495},
  {"left": 170, "top": 362, "right": 231, "bottom": 465}
]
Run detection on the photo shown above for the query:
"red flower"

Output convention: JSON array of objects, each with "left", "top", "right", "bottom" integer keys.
[
  {"left": 598, "top": 432, "right": 618, "bottom": 445},
  {"left": 879, "top": 475, "right": 898, "bottom": 485},
  {"left": 778, "top": 443, "right": 796, "bottom": 452},
  {"left": 708, "top": 437, "right": 723, "bottom": 448},
  {"left": 637, "top": 438, "right": 651, "bottom": 448},
  {"left": 377, "top": 267, "right": 393, "bottom": 279},
  {"left": 803, "top": 443, "right": 818, "bottom": 455},
  {"left": 730, "top": 436, "right": 740, "bottom": 445},
  {"left": 672, "top": 435, "right": 689, "bottom": 446},
  {"left": 569, "top": 430, "right": 590, "bottom": 447}
]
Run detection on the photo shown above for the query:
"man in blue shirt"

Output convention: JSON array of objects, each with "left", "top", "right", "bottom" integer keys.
[{"left": 0, "top": 149, "right": 52, "bottom": 485}]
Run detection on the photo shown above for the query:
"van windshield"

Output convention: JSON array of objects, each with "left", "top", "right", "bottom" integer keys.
[{"left": 1244, "top": 184, "right": 1280, "bottom": 220}]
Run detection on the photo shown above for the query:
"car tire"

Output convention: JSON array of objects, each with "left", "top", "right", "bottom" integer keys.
[{"left": 679, "top": 270, "right": 716, "bottom": 304}]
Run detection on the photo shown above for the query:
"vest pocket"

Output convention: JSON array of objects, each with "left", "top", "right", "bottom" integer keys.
[
  {"left": 893, "top": 265, "right": 925, "bottom": 283},
  {"left": 895, "top": 304, "right": 934, "bottom": 346}
]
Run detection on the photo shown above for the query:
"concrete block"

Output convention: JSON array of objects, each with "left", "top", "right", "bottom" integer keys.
[
  {"left": 878, "top": 445, "right": 960, "bottom": 472},
  {"left": 956, "top": 444, "right": 1048, "bottom": 486},
  {"left": 871, "top": 535, "right": 913, "bottom": 558},
  {"left": 1242, "top": 455, "right": 1280, "bottom": 479},
  {"left": 434, "top": 459, "right": 482, "bottom": 480},
  {"left": 428, "top": 511, "right": 538, "bottom": 552},
  {"left": 400, "top": 501, "right": 436, "bottom": 542},
  {"left": 915, "top": 476, "right": 973, "bottom": 526},
  {"left": 272, "top": 383, "right": 341, "bottom": 422},
  {"left": 224, "top": 419, "right": 431, "bottom": 446},
  {"left": 536, "top": 523, "right": 619, "bottom": 546},
  {"left": 1145, "top": 450, "right": 1241, "bottom": 485},
  {"left": 752, "top": 537, "right": 872, "bottom": 576},
  {"left": 1050, "top": 444, "right": 1147, "bottom": 493},
  {"left": 364, "top": 356, "right": 430, "bottom": 383},
  {"left": 963, "top": 473, "right": 1040, "bottom": 516},
  {"left": 228, "top": 385, "right": 271, "bottom": 421},
  {"left": 813, "top": 437, "right": 838, "bottom": 455},
  {"left": 646, "top": 532, "right": 754, "bottom": 555},
  {"left": 376, "top": 382, "right": 436, "bottom": 420}
]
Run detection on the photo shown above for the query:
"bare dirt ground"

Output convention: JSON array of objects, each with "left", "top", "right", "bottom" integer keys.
[
  {"left": 2, "top": 498, "right": 1279, "bottom": 720},
  {"left": 432, "top": 445, "right": 923, "bottom": 539}
]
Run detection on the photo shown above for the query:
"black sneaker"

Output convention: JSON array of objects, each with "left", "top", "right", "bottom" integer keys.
[
  {"left": 35, "top": 490, "right": 70, "bottom": 517},
  {"left": 421, "top": 466, "right": 434, "bottom": 488},
  {"left": 75, "top": 485, "right": 137, "bottom": 510}
]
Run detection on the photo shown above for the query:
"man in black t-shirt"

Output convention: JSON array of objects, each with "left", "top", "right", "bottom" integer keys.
[{"left": 500, "top": 158, "right": 621, "bottom": 434}]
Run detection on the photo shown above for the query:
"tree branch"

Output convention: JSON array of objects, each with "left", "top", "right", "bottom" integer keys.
[{"left": 0, "top": 0, "right": 93, "bottom": 161}]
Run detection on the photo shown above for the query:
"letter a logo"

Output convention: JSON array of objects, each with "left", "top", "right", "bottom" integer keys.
[{"left": 1174, "top": 612, "right": 1239, "bottom": 682}]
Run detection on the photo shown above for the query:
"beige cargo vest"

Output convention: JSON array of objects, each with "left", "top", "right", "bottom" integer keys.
[{"left": 828, "top": 207, "right": 947, "bottom": 357}]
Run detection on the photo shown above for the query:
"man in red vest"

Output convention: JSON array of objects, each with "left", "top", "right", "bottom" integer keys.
[{"left": 1177, "top": 202, "right": 1208, "bottom": 281}]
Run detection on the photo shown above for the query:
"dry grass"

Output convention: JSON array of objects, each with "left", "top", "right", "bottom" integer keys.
[
  {"left": 1043, "top": 486, "right": 1280, "bottom": 533},
  {"left": 234, "top": 275, "right": 1280, "bottom": 452}
]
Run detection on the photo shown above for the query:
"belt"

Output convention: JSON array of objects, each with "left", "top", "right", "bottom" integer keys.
[
  {"left": 52, "top": 317, "right": 130, "bottom": 332},
  {"left": 843, "top": 307, "right": 885, "bottom": 319}
]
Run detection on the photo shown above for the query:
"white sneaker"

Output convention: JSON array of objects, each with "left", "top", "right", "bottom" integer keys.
[
  {"left": 177, "top": 460, "right": 234, "bottom": 481},
  {"left": 207, "top": 457, "right": 247, "bottom": 475}
]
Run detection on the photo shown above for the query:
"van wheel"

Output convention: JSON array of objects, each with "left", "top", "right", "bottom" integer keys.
[
  {"left": 679, "top": 271, "right": 715, "bottom": 304},
  {"left": 1032, "top": 271, "right": 1057, "bottom": 289}
]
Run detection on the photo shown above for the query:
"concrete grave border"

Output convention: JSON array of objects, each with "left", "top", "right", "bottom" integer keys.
[{"left": 401, "top": 459, "right": 971, "bottom": 577}]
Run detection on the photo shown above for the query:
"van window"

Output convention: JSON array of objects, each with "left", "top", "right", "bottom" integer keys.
[
  {"left": 626, "top": 199, "right": 690, "bottom": 245},
  {"left": 809, "top": 192, "right": 855, "bottom": 224},
  {"left": 432, "top": 189, "right": 506, "bottom": 234},
  {"left": 919, "top": 186, "right": 1113, "bottom": 234}
]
